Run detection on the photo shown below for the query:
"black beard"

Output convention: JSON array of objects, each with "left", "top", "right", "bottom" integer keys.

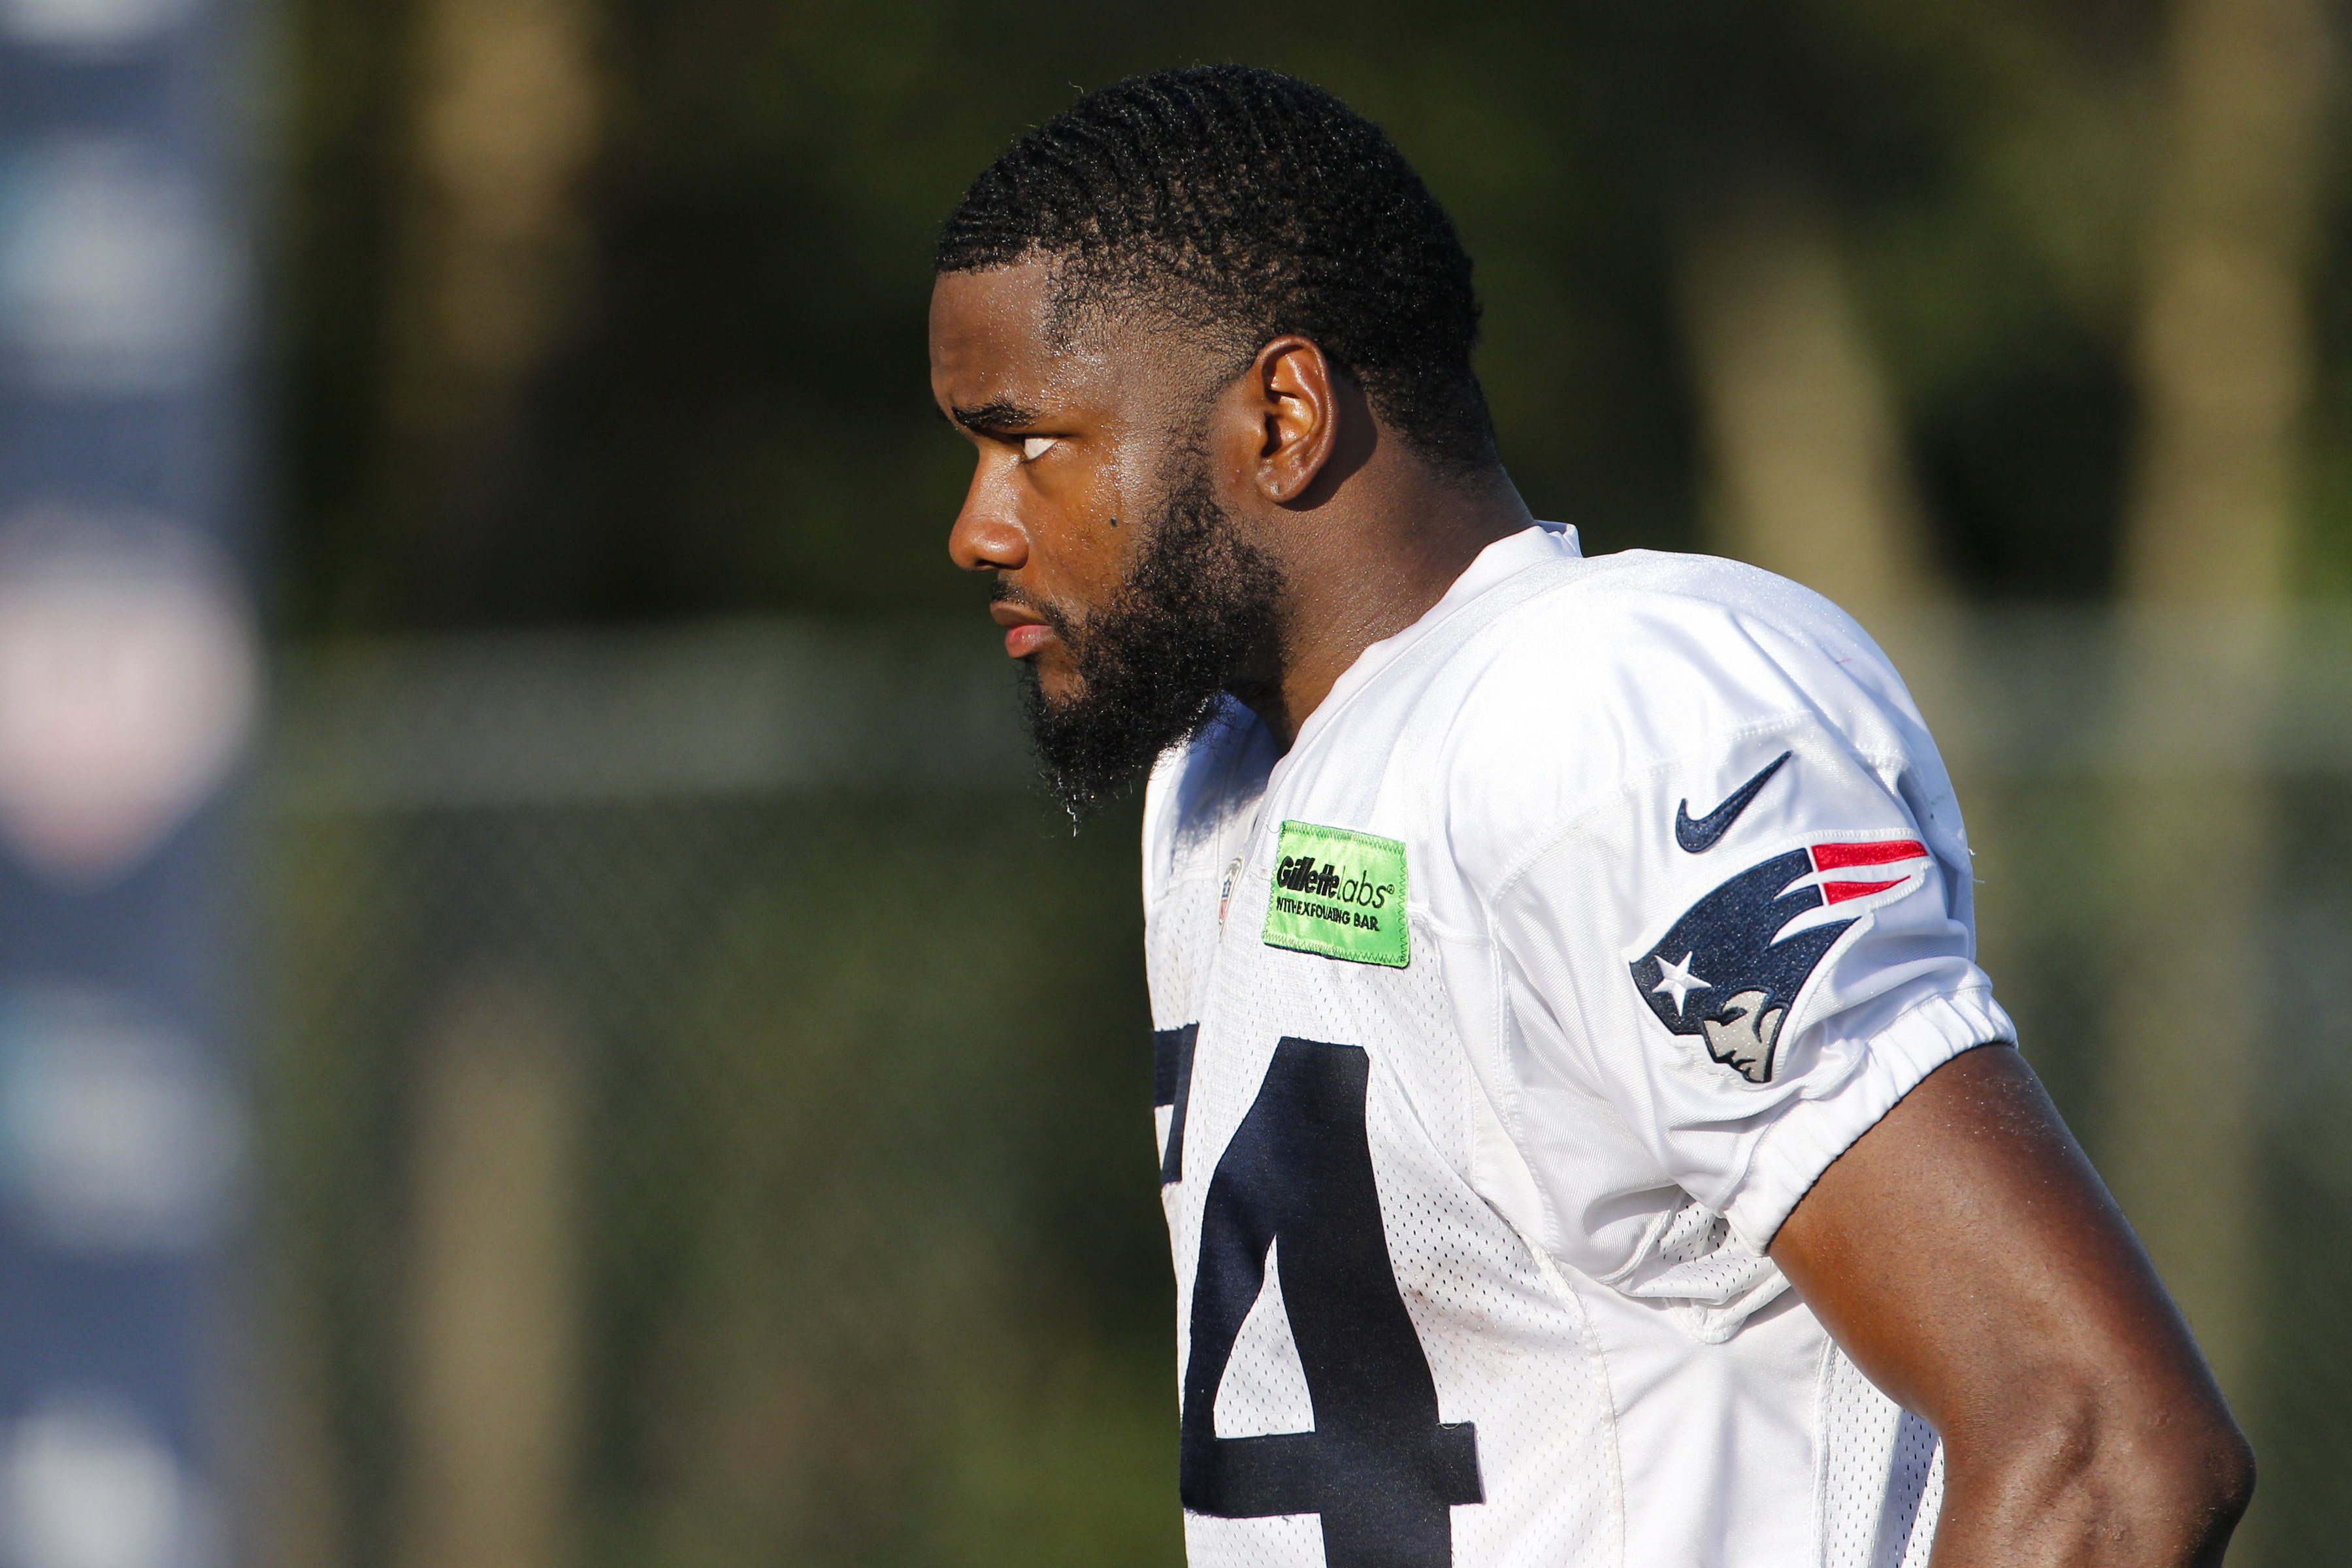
[{"left": 1013, "top": 462, "right": 1283, "bottom": 822}]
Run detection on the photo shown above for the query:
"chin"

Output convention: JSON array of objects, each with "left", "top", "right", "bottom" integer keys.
[{"left": 1028, "top": 662, "right": 1086, "bottom": 708}]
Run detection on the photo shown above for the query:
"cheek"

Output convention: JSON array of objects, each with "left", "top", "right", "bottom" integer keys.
[{"left": 1032, "top": 462, "right": 1139, "bottom": 588}]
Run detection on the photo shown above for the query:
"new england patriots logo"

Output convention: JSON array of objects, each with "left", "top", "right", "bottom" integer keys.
[{"left": 1631, "top": 839, "right": 1929, "bottom": 1083}]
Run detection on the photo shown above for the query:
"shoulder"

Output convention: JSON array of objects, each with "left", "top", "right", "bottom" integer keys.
[
  {"left": 1416, "top": 551, "right": 1950, "bottom": 893},
  {"left": 1455, "top": 549, "right": 1912, "bottom": 731}
]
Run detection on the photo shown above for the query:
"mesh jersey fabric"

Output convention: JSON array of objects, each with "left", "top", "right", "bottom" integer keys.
[{"left": 1141, "top": 524, "right": 2012, "bottom": 1567}]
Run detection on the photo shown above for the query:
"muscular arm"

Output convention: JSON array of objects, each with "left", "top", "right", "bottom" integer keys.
[{"left": 1770, "top": 1043, "right": 2254, "bottom": 1567}]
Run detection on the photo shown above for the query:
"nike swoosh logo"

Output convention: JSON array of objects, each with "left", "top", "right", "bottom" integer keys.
[{"left": 1675, "top": 751, "right": 1793, "bottom": 853}]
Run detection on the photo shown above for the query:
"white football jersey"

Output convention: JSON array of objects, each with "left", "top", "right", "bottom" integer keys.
[{"left": 1142, "top": 523, "right": 2012, "bottom": 1568}]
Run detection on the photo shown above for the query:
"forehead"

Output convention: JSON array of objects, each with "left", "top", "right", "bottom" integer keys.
[
  {"left": 928, "top": 259, "right": 1079, "bottom": 404},
  {"left": 930, "top": 258, "right": 1051, "bottom": 365},
  {"left": 928, "top": 257, "right": 1215, "bottom": 417}
]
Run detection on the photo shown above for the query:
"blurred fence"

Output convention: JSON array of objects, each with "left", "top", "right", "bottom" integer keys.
[{"left": 253, "top": 609, "right": 2352, "bottom": 1568}]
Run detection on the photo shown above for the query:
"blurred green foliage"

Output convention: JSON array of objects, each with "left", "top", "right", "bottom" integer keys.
[
  {"left": 268, "top": 791, "right": 1188, "bottom": 1567},
  {"left": 270, "top": 0, "right": 2352, "bottom": 632}
]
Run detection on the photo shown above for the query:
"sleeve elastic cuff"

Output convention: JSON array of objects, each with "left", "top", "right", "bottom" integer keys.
[{"left": 1723, "top": 986, "right": 2016, "bottom": 1250}]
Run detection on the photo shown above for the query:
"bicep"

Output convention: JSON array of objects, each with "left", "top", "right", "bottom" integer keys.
[{"left": 1769, "top": 1042, "right": 2217, "bottom": 1454}]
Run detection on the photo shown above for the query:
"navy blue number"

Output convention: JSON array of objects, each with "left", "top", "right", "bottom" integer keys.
[
  {"left": 1180, "top": 1036, "right": 1482, "bottom": 1567},
  {"left": 1153, "top": 1024, "right": 1198, "bottom": 1184}
]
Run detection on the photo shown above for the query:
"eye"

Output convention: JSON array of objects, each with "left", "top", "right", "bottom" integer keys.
[{"left": 1021, "top": 436, "right": 1057, "bottom": 462}]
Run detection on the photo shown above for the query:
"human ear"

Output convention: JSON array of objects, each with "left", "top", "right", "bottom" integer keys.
[{"left": 1249, "top": 336, "right": 1341, "bottom": 505}]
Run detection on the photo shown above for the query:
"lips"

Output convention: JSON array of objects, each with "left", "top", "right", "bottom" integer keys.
[{"left": 988, "top": 591, "right": 1058, "bottom": 661}]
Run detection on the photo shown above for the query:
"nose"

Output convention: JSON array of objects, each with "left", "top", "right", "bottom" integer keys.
[{"left": 948, "top": 457, "right": 1028, "bottom": 574}]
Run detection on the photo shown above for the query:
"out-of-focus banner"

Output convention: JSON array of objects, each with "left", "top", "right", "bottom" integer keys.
[{"left": 0, "top": 0, "right": 255, "bottom": 1561}]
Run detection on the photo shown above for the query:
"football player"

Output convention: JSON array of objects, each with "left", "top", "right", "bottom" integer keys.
[{"left": 930, "top": 64, "right": 2251, "bottom": 1568}]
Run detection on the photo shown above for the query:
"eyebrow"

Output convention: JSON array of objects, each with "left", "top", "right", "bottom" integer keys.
[{"left": 948, "top": 399, "right": 1043, "bottom": 435}]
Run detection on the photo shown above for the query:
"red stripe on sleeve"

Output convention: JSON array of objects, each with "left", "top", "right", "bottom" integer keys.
[
  {"left": 1821, "top": 877, "right": 1906, "bottom": 904},
  {"left": 1809, "top": 838, "right": 1927, "bottom": 870}
]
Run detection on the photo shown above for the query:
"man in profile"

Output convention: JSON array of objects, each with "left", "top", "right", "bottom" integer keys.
[{"left": 928, "top": 64, "right": 2251, "bottom": 1567}]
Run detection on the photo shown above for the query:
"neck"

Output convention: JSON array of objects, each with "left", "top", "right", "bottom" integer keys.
[{"left": 1236, "top": 462, "right": 1535, "bottom": 750}]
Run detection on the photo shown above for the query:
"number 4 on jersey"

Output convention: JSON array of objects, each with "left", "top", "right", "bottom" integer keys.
[{"left": 1181, "top": 1036, "right": 1482, "bottom": 1566}]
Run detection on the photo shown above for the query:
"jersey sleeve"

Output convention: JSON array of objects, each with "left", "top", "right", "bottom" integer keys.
[{"left": 1486, "top": 711, "right": 2014, "bottom": 1258}]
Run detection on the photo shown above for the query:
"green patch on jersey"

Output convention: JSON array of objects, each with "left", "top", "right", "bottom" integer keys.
[{"left": 1262, "top": 821, "right": 1410, "bottom": 968}]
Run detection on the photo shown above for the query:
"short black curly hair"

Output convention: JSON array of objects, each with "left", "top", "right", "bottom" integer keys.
[{"left": 938, "top": 65, "right": 1497, "bottom": 475}]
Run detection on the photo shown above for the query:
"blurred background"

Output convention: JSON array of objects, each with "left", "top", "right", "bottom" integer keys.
[{"left": 0, "top": 0, "right": 2349, "bottom": 1564}]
